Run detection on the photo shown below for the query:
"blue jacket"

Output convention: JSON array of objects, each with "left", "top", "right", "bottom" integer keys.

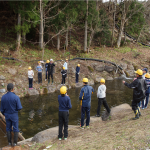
[
  {"left": 76, "top": 66, "right": 80, "bottom": 74},
  {"left": 79, "top": 85, "right": 94, "bottom": 107},
  {"left": 0, "top": 92, "right": 22, "bottom": 115},
  {"left": 145, "top": 78, "right": 150, "bottom": 93},
  {"left": 58, "top": 95, "right": 72, "bottom": 111},
  {"left": 36, "top": 65, "right": 43, "bottom": 72}
]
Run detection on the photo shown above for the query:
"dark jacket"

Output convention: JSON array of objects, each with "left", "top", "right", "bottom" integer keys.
[
  {"left": 48, "top": 63, "right": 55, "bottom": 73},
  {"left": 45, "top": 63, "right": 49, "bottom": 72},
  {"left": 61, "top": 70, "right": 67, "bottom": 78},
  {"left": 76, "top": 66, "right": 80, "bottom": 74},
  {"left": 58, "top": 95, "right": 72, "bottom": 111},
  {"left": 124, "top": 77, "right": 147, "bottom": 102},
  {"left": 79, "top": 85, "right": 94, "bottom": 107}
]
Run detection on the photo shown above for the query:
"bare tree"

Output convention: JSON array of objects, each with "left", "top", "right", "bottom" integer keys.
[{"left": 16, "top": 13, "right": 21, "bottom": 50}]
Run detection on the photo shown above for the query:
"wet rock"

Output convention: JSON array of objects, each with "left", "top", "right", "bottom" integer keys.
[
  {"left": 106, "top": 77, "right": 113, "bottom": 80},
  {"left": 27, "top": 89, "right": 39, "bottom": 96},
  {"left": 0, "top": 89, "right": 5, "bottom": 93},
  {"left": 57, "top": 84, "right": 63, "bottom": 90},
  {"left": 8, "top": 68, "right": 17, "bottom": 75},
  {"left": 75, "top": 82, "right": 83, "bottom": 88},
  {"left": 47, "top": 85, "right": 56, "bottom": 93},
  {"left": 95, "top": 65, "right": 104, "bottom": 72},
  {"left": 0, "top": 75, "right": 5, "bottom": 80},
  {"left": 32, "top": 125, "right": 76, "bottom": 143},
  {"left": 95, "top": 77, "right": 103, "bottom": 83},
  {"left": 125, "top": 69, "right": 135, "bottom": 77},
  {"left": 101, "top": 103, "right": 131, "bottom": 121},
  {"left": 104, "top": 66, "right": 114, "bottom": 72}
]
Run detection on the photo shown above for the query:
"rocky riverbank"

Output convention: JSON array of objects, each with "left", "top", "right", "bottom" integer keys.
[{"left": 0, "top": 58, "right": 146, "bottom": 99}]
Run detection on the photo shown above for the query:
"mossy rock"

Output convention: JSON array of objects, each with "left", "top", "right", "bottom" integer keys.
[
  {"left": 133, "top": 64, "right": 138, "bottom": 71},
  {"left": 43, "top": 87, "right": 48, "bottom": 94},
  {"left": 87, "top": 66, "right": 94, "bottom": 72},
  {"left": 124, "top": 70, "right": 130, "bottom": 77}
]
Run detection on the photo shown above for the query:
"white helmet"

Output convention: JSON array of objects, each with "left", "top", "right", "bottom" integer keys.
[{"left": 50, "top": 59, "right": 53, "bottom": 62}]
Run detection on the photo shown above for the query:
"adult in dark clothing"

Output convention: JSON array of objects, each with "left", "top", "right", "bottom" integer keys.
[
  {"left": 48, "top": 59, "right": 55, "bottom": 84},
  {"left": 79, "top": 78, "right": 94, "bottom": 129},
  {"left": 61, "top": 67, "right": 67, "bottom": 85},
  {"left": 123, "top": 69, "right": 147, "bottom": 120},
  {"left": 45, "top": 60, "right": 49, "bottom": 81},
  {"left": 58, "top": 86, "right": 72, "bottom": 140},
  {"left": 0, "top": 83, "right": 22, "bottom": 146},
  {"left": 76, "top": 64, "right": 80, "bottom": 83}
]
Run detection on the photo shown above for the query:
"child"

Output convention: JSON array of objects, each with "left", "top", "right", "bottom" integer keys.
[
  {"left": 28, "top": 66, "right": 34, "bottom": 89},
  {"left": 61, "top": 67, "right": 67, "bottom": 85},
  {"left": 76, "top": 64, "right": 80, "bottom": 83},
  {"left": 36, "top": 61, "right": 43, "bottom": 84},
  {"left": 95, "top": 78, "right": 110, "bottom": 117},
  {"left": 145, "top": 73, "right": 150, "bottom": 108},
  {"left": 45, "top": 60, "right": 49, "bottom": 81},
  {"left": 48, "top": 59, "right": 55, "bottom": 84},
  {"left": 58, "top": 86, "right": 72, "bottom": 140},
  {"left": 63, "top": 59, "right": 68, "bottom": 72}
]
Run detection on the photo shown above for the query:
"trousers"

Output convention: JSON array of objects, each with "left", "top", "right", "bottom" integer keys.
[
  {"left": 28, "top": 78, "right": 33, "bottom": 88},
  {"left": 81, "top": 106, "right": 90, "bottom": 127},
  {"left": 38, "top": 72, "right": 42, "bottom": 83},
  {"left": 58, "top": 111, "right": 69, "bottom": 138}
]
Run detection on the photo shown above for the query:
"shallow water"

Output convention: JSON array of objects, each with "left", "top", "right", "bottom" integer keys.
[{"left": 0, "top": 79, "right": 133, "bottom": 147}]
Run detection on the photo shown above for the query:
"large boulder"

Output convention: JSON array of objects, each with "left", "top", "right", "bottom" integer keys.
[
  {"left": 106, "top": 76, "right": 113, "bottom": 80},
  {"left": 0, "top": 75, "right": 5, "bottom": 80},
  {"left": 88, "top": 80, "right": 94, "bottom": 85},
  {"left": 75, "top": 83, "right": 83, "bottom": 88},
  {"left": 120, "top": 63, "right": 127, "bottom": 70},
  {"left": 95, "top": 77, "right": 103, "bottom": 83},
  {"left": 8, "top": 68, "right": 17, "bottom": 75},
  {"left": 95, "top": 64, "right": 104, "bottom": 72},
  {"left": 127, "top": 64, "right": 134, "bottom": 70},
  {"left": 104, "top": 66, "right": 114, "bottom": 72},
  {"left": 27, "top": 89, "right": 39, "bottom": 96},
  {"left": 125, "top": 69, "right": 135, "bottom": 77},
  {"left": 47, "top": 85, "right": 56, "bottom": 93},
  {"left": 32, "top": 125, "right": 76, "bottom": 143},
  {"left": 101, "top": 103, "right": 132, "bottom": 121}
]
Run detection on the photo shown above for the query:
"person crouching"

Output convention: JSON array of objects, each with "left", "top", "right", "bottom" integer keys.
[
  {"left": 28, "top": 66, "right": 34, "bottom": 89},
  {"left": 58, "top": 86, "right": 72, "bottom": 140}
]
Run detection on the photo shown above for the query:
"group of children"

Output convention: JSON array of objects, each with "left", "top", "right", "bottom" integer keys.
[
  {"left": 58, "top": 77, "right": 110, "bottom": 140},
  {"left": 27, "top": 59, "right": 81, "bottom": 88}
]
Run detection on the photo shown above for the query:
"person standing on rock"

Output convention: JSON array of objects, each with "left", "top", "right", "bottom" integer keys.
[
  {"left": 0, "top": 83, "right": 22, "bottom": 146},
  {"left": 76, "top": 64, "right": 80, "bottom": 83},
  {"left": 79, "top": 78, "right": 94, "bottom": 129},
  {"left": 95, "top": 78, "right": 110, "bottom": 117},
  {"left": 61, "top": 67, "right": 67, "bottom": 85},
  {"left": 45, "top": 60, "right": 49, "bottom": 81},
  {"left": 58, "top": 86, "right": 72, "bottom": 140},
  {"left": 36, "top": 61, "right": 43, "bottom": 84},
  {"left": 123, "top": 69, "right": 147, "bottom": 120},
  {"left": 48, "top": 59, "right": 55, "bottom": 84},
  {"left": 28, "top": 66, "right": 34, "bottom": 89}
]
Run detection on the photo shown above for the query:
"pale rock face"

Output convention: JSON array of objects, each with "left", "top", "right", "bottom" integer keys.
[
  {"left": 8, "top": 68, "right": 17, "bottom": 75},
  {"left": 0, "top": 75, "right": 5, "bottom": 80}
]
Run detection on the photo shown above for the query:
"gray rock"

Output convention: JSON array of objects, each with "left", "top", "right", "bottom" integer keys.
[
  {"left": 90, "top": 116, "right": 102, "bottom": 123},
  {"left": 27, "top": 89, "right": 39, "bottom": 96},
  {"left": 8, "top": 68, "right": 17, "bottom": 75},
  {"left": 75, "top": 83, "right": 83, "bottom": 88},
  {"left": 0, "top": 89, "right": 5, "bottom": 93},
  {"left": 88, "top": 80, "right": 94, "bottom": 86},
  {"left": 127, "top": 64, "right": 134, "bottom": 70},
  {"left": 104, "top": 66, "right": 114, "bottom": 72},
  {"left": 106, "top": 77, "right": 113, "bottom": 80},
  {"left": 95, "top": 77, "right": 103, "bottom": 83},
  {"left": 120, "top": 63, "right": 127, "bottom": 70},
  {"left": 1, "top": 83, "right": 4, "bottom": 86},
  {"left": 126, "top": 69, "right": 135, "bottom": 77},
  {"left": 95, "top": 65, "right": 104, "bottom": 72},
  {"left": 0, "top": 75, "right": 5, "bottom": 80},
  {"left": 101, "top": 103, "right": 131, "bottom": 121},
  {"left": 32, "top": 125, "right": 76, "bottom": 143},
  {"left": 47, "top": 85, "right": 56, "bottom": 93},
  {"left": 57, "top": 84, "right": 63, "bottom": 91}
]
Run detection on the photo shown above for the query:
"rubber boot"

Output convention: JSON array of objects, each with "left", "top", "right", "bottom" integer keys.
[
  {"left": 133, "top": 109, "right": 139, "bottom": 120},
  {"left": 48, "top": 79, "right": 50, "bottom": 84},
  {"left": 6, "top": 131, "right": 12, "bottom": 146},
  {"left": 52, "top": 80, "right": 53, "bottom": 84},
  {"left": 138, "top": 107, "right": 141, "bottom": 116},
  {"left": 13, "top": 132, "right": 18, "bottom": 147}
]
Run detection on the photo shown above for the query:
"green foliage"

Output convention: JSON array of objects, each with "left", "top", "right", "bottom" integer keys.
[{"left": 114, "top": 47, "right": 131, "bottom": 53}]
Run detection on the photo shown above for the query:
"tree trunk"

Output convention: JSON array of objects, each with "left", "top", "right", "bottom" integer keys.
[
  {"left": 65, "top": 24, "right": 69, "bottom": 50},
  {"left": 16, "top": 13, "right": 21, "bottom": 51},
  {"left": 22, "top": 5, "right": 26, "bottom": 44},
  {"left": 57, "top": 33, "right": 60, "bottom": 51},
  {"left": 84, "top": 0, "right": 88, "bottom": 52},
  {"left": 88, "top": 29, "right": 94, "bottom": 53},
  {"left": 117, "top": 14, "right": 126, "bottom": 48},
  {"left": 111, "top": 0, "right": 116, "bottom": 47},
  {"left": 39, "top": 0, "right": 44, "bottom": 49}
]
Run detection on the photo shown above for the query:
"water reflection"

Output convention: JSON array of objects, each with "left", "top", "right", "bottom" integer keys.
[{"left": 0, "top": 79, "right": 133, "bottom": 146}]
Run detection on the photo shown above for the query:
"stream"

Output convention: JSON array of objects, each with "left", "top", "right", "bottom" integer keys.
[{"left": 0, "top": 79, "right": 133, "bottom": 147}]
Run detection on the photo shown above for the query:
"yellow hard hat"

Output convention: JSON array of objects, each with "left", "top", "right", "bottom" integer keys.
[
  {"left": 66, "top": 59, "right": 68, "bottom": 61},
  {"left": 63, "top": 67, "right": 65, "bottom": 70},
  {"left": 134, "top": 69, "right": 143, "bottom": 76},
  {"left": 38, "top": 61, "right": 41, "bottom": 64},
  {"left": 145, "top": 73, "right": 150, "bottom": 78},
  {"left": 100, "top": 78, "right": 105, "bottom": 83},
  {"left": 46, "top": 60, "right": 49, "bottom": 63},
  {"left": 77, "top": 64, "right": 80, "bottom": 67},
  {"left": 28, "top": 66, "right": 32, "bottom": 70},
  {"left": 82, "top": 78, "right": 88, "bottom": 83},
  {"left": 60, "top": 86, "right": 67, "bottom": 94}
]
